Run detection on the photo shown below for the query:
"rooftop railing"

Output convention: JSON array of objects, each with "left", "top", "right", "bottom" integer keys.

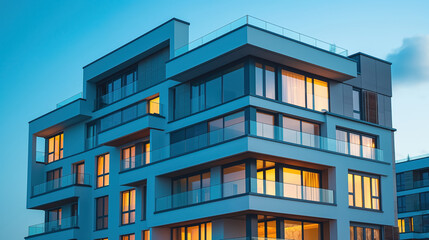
[
  {"left": 56, "top": 92, "right": 83, "bottom": 108},
  {"left": 32, "top": 173, "right": 90, "bottom": 196},
  {"left": 174, "top": 15, "right": 348, "bottom": 57},
  {"left": 28, "top": 216, "right": 78, "bottom": 236}
]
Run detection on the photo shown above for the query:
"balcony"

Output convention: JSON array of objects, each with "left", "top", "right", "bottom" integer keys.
[
  {"left": 32, "top": 173, "right": 90, "bottom": 197},
  {"left": 97, "top": 101, "right": 164, "bottom": 146},
  {"left": 96, "top": 81, "right": 137, "bottom": 109},
  {"left": 27, "top": 216, "right": 77, "bottom": 237},
  {"left": 155, "top": 178, "right": 334, "bottom": 212},
  {"left": 251, "top": 121, "right": 383, "bottom": 161}
]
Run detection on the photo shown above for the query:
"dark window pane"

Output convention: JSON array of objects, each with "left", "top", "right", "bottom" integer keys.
[
  {"left": 224, "top": 111, "right": 245, "bottom": 140},
  {"left": 206, "top": 77, "right": 222, "bottom": 108},
  {"left": 364, "top": 91, "right": 378, "bottom": 124},
  {"left": 174, "top": 83, "right": 191, "bottom": 120},
  {"left": 223, "top": 65, "right": 244, "bottom": 102}
]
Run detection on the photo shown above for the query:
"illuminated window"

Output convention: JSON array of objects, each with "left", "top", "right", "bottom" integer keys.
[
  {"left": 348, "top": 172, "right": 380, "bottom": 210},
  {"left": 283, "top": 167, "right": 321, "bottom": 202},
  {"left": 258, "top": 216, "right": 277, "bottom": 238},
  {"left": 172, "top": 222, "right": 212, "bottom": 240},
  {"left": 121, "top": 189, "right": 136, "bottom": 225},
  {"left": 398, "top": 217, "right": 414, "bottom": 233},
  {"left": 257, "top": 160, "right": 276, "bottom": 196},
  {"left": 96, "top": 154, "right": 109, "bottom": 188},
  {"left": 350, "top": 224, "right": 380, "bottom": 240},
  {"left": 336, "top": 129, "right": 377, "bottom": 159},
  {"left": 283, "top": 116, "right": 320, "bottom": 147},
  {"left": 96, "top": 196, "right": 108, "bottom": 230},
  {"left": 47, "top": 133, "right": 63, "bottom": 163},
  {"left": 122, "top": 146, "right": 136, "bottom": 169},
  {"left": 148, "top": 97, "right": 160, "bottom": 114},
  {"left": 281, "top": 69, "right": 329, "bottom": 112},
  {"left": 142, "top": 230, "right": 150, "bottom": 240},
  {"left": 121, "top": 234, "right": 135, "bottom": 240},
  {"left": 398, "top": 219, "right": 405, "bottom": 233}
]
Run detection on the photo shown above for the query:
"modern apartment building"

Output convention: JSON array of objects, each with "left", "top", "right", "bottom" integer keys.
[
  {"left": 397, "top": 155, "right": 429, "bottom": 239},
  {"left": 26, "top": 16, "right": 398, "bottom": 240}
]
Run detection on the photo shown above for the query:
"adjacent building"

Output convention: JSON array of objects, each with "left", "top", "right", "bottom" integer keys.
[
  {"left": 397, "top": 155, "right": 429, "bottom": 239},
  {"left": 26, "top": 16, "right": 398, "bottom": 240}
]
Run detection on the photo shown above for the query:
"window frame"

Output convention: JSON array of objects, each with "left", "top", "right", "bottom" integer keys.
[
  {"left": 46, "top": 132, "right": 64, "bottom": 163},
  {"left": 349, "top": 223, "right": 381, "bottom": 240},
  {"left": 120, "top": 233, "right": 135, "bottom": 240},
  {"left": 171, "top": 221, "right": 212, "bottom": 240},
  {"left": 352, "top": 88, "right": 363, "bottom": 120},
  {"left": 96, "top": 153, "right": 110, "bottom": 188},
  {"left": 96, "top": 66, "right": 138, "bottom": 109},
  {"left": 95, "top": 196, "right": 109, "bottom": 230},
  {"left": 348, "top": 171, "right": 381, "bottom": 211},
  {"left": 121, "top": 189, "right": 136, "bottom": 225},
  {"left": 336, "top": 127, "right": 378, "bottom": 159}
]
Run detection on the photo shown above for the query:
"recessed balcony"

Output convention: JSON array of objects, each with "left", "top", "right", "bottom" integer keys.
[
  {"left": 155, "top": 178, "right": 334, "bottom": 212},
  {"left": 32, "top": 173, "right": 90, "bottom": 197}
]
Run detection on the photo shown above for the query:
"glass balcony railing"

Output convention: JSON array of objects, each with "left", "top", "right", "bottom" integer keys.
[
  {"left": 155, "top": 179, "right": 246, "bottom": 211},
  {"left": 174, "top": 15, "right": 348, "bottom": 57},
  {"left": 155, "top": 177, "right": 334, "bottom": 212},
  {"left": 56, "top": 92, "right": 83, "bottom": 108},
  {"left": 250, "top": 178, "right": 335, "bottom": 204},
  {"left": 28, "top": 216, "right": 78, "bottom": 236},
  {"left": 397, "top": 179, "right": 429, "bottom": 191},
  {"left": 32, "top": 173, "right": 91, "bottom": 196},
  {"left": 120, "top": 153, "right": 151, "bottom": 171},
  {"left": 250, "top": 121, "right": 383, "bottom": 161},
  {"left": 97, "top": 82, "right": 137, "bottom": 109}
]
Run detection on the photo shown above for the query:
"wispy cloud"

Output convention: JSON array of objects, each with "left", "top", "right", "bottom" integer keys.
[{"left": 386, "top": 35, "right": 429, "bottom": 85}]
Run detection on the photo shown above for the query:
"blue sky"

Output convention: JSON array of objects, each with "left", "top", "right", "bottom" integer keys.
[{"left": 1, "top": 0, "right": 428, "bottom": 239}]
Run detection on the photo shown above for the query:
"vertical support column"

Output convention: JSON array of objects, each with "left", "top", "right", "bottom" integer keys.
[
  {"left": 246, "top": 158, "right": 257, "bottom": 193},
  {"left": 246, "top": 214, "right": 258, "bottom": 239},
  {"left": 211, "top": 166, "right": 222, "bottom": 200},
  {"left": 248, "top": 58, "right": 255, "bottom": 96}
]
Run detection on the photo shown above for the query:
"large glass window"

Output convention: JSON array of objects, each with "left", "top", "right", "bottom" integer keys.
[
  {"left": 86, "top": 122, "right": 97, "bottom": 149},
  {"left": 46, "top": 208, "right": 62, "bottom": 231},
  {"left": 256, "top": 160, "right": 276, "bottom": 196},
  {"left": 283, "top": 167, "right": 321, "bottom": 201},
  {"left": 142, "top": 230, "right": 150, "bottom": 240},
  {"left": 350, "top": 224, "right": 381, "bottom": 240},
  {"left": 257, "top": 216, "right": 321, "bottom": 240},
  {"left": 256, "top": 111, "right": 275, "bottom": 139},
  {"left": 172, "top": 222, "right": 212, "bottom": 240},
  {"left": 172, "top": 172, "right": 211, "bottom": 207},
  {"left": 336, "top": 129, "right": 377, "bottom": 159},
  {"left": 223, "top": 65, "right": 245, "bottom": 102},
  {"left": 398, "top": 217, "right": 414, "bottom": 233},
  {"left": 46, "top": 168, "right": 62, "bottom": 191},
  {"left": 282, "top": 70, "right": 305, "bottom": 107},
  {"left": 173, "top": 64, "right": 245, "bottom": 120},
  {"left": 97, "top": 69, "right": 137, "bottom": 108},
  {"left": 97, "top": 154, "right": 109, "bottom": 188},
  {"left": 47, "top": 133, "right": 63, "bottom": 163},
  {"left": 255, "top": 63, "right": 276, "bottom": 99},
  {"left": 397, "top": 194, "right": 420, "bottom": 213},
  {"left": 170, "top": 111, "right": 245, "bottom": 156},
  {"left": 258, "top": 216, "right": 277, "bottom": 238},
  {"left": 348, "top": 172, "right": 380, "bottom": 210},
  {"left": 283, "top": 116, "right": 320, "bottom": 147},
  {"left": 99, "top": 100, "right": 149, "bottom": 132},
  {"left": 96, "top": 196, "right": 108, "bottom": 230},
  {"left": 223, "top": 163, "right": 246, "bottom": 197},
  {"left": 121, "top": 189, "right": 136, "bottom": 225},
  {"left": 281, "top": 69, "right": 329, "bottom": 111}
]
